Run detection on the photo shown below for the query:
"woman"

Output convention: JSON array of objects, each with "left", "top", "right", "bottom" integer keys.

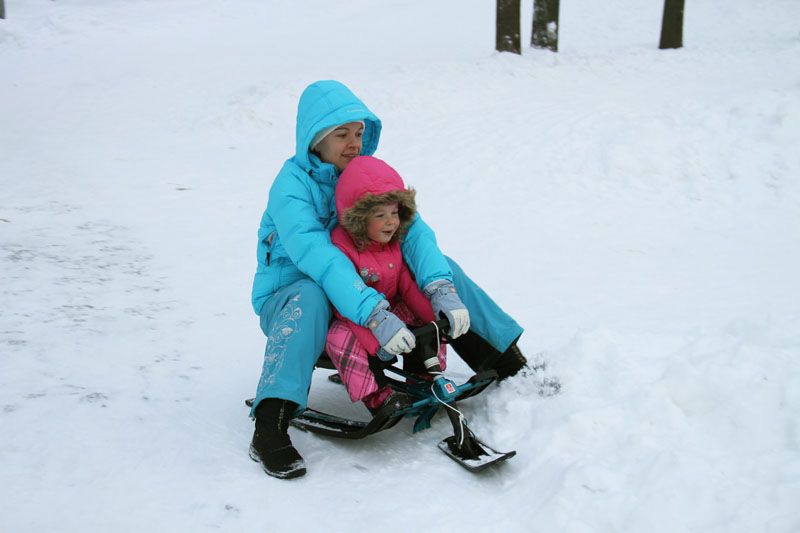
[{"left": 249, "top": 80, "right": 526, "bottom": 479}]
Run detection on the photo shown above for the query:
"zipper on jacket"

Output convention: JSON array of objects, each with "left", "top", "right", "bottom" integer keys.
[{"left": 265, "top": 231, "right": 276, "bottom": 266}]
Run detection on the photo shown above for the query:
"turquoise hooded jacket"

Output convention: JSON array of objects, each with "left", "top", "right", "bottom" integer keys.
[{"left": 251, "top": 80, "right": 453, "bottom": 326}]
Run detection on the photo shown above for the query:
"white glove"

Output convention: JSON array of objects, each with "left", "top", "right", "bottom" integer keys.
[
  {"left": 379, "top": 327, "right": 416, "bottom": 357},
  {"left": 367, "top": 301, "right": 416, "bottom": 356},
  {"left": 425, "top": 280, "right": 471, "bottom": 338},
  {"left": 443, "top": 308, "right": 470, "bottom": 338}
]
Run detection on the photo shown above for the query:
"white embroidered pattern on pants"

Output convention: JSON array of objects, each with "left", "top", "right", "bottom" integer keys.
[{"left": 258, "top": 293, "right": 302, "bottom": 388}]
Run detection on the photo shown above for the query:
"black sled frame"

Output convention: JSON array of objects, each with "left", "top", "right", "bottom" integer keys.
[{"left": 246, "top": 319, "right": 516, "bottom": 472}]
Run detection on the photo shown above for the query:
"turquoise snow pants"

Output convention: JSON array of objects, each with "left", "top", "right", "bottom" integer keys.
[{"left": 251, "top": 257, "right": 524, "bottom": 416}]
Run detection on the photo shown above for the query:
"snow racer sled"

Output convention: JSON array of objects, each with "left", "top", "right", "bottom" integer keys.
[{"left": 246, "top": 319, "right": 516, "bottom": 473}]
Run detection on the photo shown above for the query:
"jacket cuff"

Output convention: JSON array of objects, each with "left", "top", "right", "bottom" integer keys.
[
  {"left": 423, "top": 279, "right": 453, "bottom": 297},
  {"left": 365, "top": 299, "right": 390, "bottom": 329}
]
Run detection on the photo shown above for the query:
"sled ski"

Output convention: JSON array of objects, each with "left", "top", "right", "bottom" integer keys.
[
  {"left": 437, "top": 436, "right": 516, "bottom": 472},
  {"left": 436, "top": 403, "right": 516, "bottom": 472},
  {"left": 245, "top": 400, "right": 401, "bottom": 439},
  {"left": 245, "top": 318, "right": 517, "bottom": 472},
  {"left": 288, "top": 403, "right": 404, "bottom": 439}
]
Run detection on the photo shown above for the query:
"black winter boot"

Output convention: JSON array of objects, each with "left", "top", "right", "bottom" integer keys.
[
  {"left": 492, "top": 342, "right": 528, "bottom": 380},
  {"left": 449, "top": 331, "right": 528, "bottom": 381},
  {"left": 249, "top": 398, "right": 306, "bottom": 479}
]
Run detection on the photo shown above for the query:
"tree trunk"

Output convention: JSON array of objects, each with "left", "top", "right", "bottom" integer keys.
[
  {"left": 496, "top": 0, "right": 521, "bottom": 54},
  {"left": 659, "top": 0, "right": 685, "bottom": 49},
  {"left": 1, "top": 0, "right": 6, "bottom": 20},
  {"left": 531, "top": 0, "right": 560, "bottom": 52}
]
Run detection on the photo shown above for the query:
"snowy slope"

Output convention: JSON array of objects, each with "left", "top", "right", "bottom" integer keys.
[{"left": 2, "top": 1, "right": 799, "bottom": 531}]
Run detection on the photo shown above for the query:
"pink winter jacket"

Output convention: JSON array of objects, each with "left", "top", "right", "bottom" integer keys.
[{"left": 331, "top": 156, "right": 436, "bottom": 355}]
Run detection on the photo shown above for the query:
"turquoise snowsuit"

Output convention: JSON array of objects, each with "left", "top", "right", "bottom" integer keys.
[{"left": 251, "top": 80, "right": 523, "bottom": 413}]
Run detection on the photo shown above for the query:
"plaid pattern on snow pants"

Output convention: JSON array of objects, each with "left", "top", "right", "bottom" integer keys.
[{"left": 325, "top": 302, "right": 447, "bottom": 405}]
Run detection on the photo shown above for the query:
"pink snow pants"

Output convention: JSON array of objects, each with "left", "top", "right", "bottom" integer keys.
[{"left": 325, "top": 302, "right": 447, "bottom": 409}]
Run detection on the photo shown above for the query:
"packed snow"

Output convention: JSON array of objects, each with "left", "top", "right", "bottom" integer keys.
[{"left": 2, "top": 0, "right": 799, "bottom": 531}]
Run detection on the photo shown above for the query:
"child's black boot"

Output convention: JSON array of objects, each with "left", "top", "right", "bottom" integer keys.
[
  {"left": 249, "top": 398, "right": 306, "bottom": 480},
  {"left": 366, "top": 390, "right": 414, "bottom": 416}
]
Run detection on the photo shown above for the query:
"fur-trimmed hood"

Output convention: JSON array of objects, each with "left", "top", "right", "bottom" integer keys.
[{"left": 335, "top": 156, "right": 416, "bottom": 250}]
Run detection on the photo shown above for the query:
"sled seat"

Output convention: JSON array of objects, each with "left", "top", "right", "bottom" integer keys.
[{"left": 314, "top": 351, "right": 337, "bottom": 370}]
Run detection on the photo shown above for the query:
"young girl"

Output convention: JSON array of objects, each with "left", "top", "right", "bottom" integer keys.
[{"left": 325, "top": 155, "right": 447, "bottom": 413}]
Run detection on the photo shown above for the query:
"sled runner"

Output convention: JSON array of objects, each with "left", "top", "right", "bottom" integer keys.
[{"left": 246, "top": 319, "right": 516, "bottom": 472}]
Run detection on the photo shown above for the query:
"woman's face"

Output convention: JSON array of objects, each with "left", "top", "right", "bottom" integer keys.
[{"left": 314, "top": 122, "right": 364, "bottom": 172}]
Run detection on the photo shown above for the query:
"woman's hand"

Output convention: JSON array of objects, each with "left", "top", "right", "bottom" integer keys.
[{"left": 425, "top": 280, "right": 470, "bottom": 338}]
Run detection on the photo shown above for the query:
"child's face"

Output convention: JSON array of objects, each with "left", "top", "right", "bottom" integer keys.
[
  {"left": 315, "top": 122, "right": 363, "bottom": 172},
  {"left": 366, "top": 202, "right": 400, "bottom": 244}
]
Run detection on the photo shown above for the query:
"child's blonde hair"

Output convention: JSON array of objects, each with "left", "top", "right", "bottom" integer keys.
[{"left": 339, "top": 189, "right": 417, "bottom": 251}]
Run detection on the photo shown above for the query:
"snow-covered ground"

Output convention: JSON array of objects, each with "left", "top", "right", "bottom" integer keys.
[{"left": 2, "top": 0, "right": 799, "bottom": 531}]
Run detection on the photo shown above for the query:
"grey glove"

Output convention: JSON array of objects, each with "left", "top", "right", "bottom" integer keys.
[
  {"left": 367, "top": 300, "right": 416, "bottom": 359},
  {"left": 425, "top": 280, "right": 470, "bottom": 338}
]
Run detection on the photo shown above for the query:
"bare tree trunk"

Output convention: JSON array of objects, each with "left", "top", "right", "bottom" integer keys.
[
  {"left": 1, "top": 0, "right": 6, "bottom": 20},
  {"left": 531, "top": 0, "right": 560, "bottom": 52},
  {"left": 496, "top": 0, "right": 521, "bottom": 54},
  {"left": 659, "top": 0, "right": 685, "bottom": 49}
]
